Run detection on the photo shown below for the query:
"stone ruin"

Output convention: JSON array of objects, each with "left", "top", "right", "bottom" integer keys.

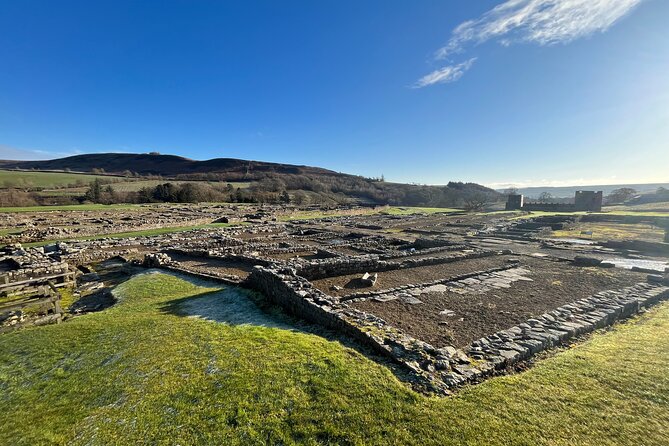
[
  {"left": 506, "top": 190, "right": 603, "bottom": 212},
  {"left": 2, "top": 205, "right": 668, "bottom": 394},
  {"left": 0, "top": 245, "right": 76, "bottom": 331}
]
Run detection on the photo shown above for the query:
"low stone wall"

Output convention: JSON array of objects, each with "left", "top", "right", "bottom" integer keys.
[
  {"left": 243, "top": 261, "right": 669, "bottom": 395},
  {"left": 378, "top": 244, "right": 469, "bottom": 261},
  {"left": 459, "top": 282, "right": 669, "bottom": 386},
  {"left": 244, "top": 266, "right": 456, "bottom": 394},
  {"left": 165, "top": 248, "right": 279, "bottom": 268},
  {"left": 296, "top": 250, "right": 501, "bottom": 280},
  {"left": 0, "top": 262, "right": 71, "bottom": 285}
]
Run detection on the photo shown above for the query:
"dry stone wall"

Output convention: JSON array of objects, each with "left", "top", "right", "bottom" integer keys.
[{"left": 242, "top": 261, "right": 669, "bottom": 395}]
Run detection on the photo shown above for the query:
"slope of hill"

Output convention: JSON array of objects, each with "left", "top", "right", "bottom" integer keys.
[
  {"left": 0, "top": 152, "right": 500, "bottom": 208},
  {"left": 0, "top": 153, "right": 335, "bottom": 177}
]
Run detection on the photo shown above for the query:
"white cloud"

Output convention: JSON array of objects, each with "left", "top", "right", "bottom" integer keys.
[
  {"left": 413, "top": 58, "right": 477, "bottom": 88},
  {"left": 418, "top": 0, "right": 643, "bottom": 86}
]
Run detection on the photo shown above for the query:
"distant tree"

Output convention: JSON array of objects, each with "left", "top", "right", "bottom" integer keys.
[
  {"left": 463, "top": 194, "right": 488, "bottom": 212},
  {"left": 656, "top": 187, "right": 669, "bottom": 200},
  {"left": 148, "top": 151, "right": 161, "bottom": 155},
  {"left": 293, "top": 190, "right": 308, "bottom": 205},
  {"left": 503, "top": 187, "right": 519, "bottom": 196},
  {"left": 538, "top": 192, "right": 553, "bottom": 202},
  {"left": 280, "top": 190, "right": 290, "bottom": 204},
  {"left": 101, "top": 185, "right": 117, "bottom": 204},
  {"left": 152, "top": 183, "right": 177, "bottom": 202},
  {"left": 606, "top": 188, "right": 637, "bottom": 204},
  {"left": 84, "top": 179, "right": 103, "bottom": 202}
]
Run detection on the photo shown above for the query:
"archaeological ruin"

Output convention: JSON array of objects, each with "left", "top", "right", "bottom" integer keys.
[
  {"left": 1, "top": 203, "right": 668, "bottom": 394},
  {"left": 506, "top": 190, "right": 603, "bottom": 212}
]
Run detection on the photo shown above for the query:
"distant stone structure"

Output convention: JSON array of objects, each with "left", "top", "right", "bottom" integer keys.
[
  {"left": 506, "top": 191, "right": 602, "bottom": 212},
  {"left": 505, "top": 194, "right": 524, "bottom": 211},
  {"left": 574, "top": 191, "right": 604, "bottom": 212}
]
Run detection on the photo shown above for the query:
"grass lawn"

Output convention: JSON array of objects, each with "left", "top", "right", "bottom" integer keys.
[
  {"left": 0, "top": 170, "right": 111, "bottom": 189},
  {"left": 510, "top": 210, "right": 669, "bottom": 220},
  {"left": 551, "top": 222, "right": 665, "bottom": 242},
  {"left": 0, "top": 203, "right": 146, "bottom": 213},
  {"left": 1, "top": 271, "right": 668, "bottom": 445}
]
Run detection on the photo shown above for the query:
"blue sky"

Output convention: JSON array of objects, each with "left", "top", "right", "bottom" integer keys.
[{"left": 0, "top": 0, "right": 667, "bottom": 187}]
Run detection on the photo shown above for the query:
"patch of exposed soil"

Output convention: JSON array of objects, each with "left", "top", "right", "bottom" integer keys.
[
  {"left": 170, "top": 253, "right": 255, "bottom": 279},
  {"left": 350, "top": 257, "right": 647, "bottom": 348}
]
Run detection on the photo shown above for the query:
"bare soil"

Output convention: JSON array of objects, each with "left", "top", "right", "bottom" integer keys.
[
  {"left": 170, "top": 253, "right": 255, "bottom": 279},
  {"left": 350, "top": 256, "right": 647, "bottom": 348}
]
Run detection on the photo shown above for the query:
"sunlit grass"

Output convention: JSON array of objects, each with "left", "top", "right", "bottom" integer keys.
[
  {"left": 0, "top": 203, "right": 145, "bottom": 213},
  {"left": 551, "top": 222, "right": 664, "bottom": 242},
  {"left": 0, "top": 170, "right": 110, "bottom": 189},
  {"left": 280, "top": 206, "right": 460, "bottom": 221},
  {"left": 1, "top": 272, "right": 668, "bottom": 445}
]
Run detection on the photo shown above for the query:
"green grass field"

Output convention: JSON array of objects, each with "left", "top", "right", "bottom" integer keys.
[
  {"left": 551, "top": 222, "right": 665, "bottom": 242},
  {"left": 280, "top": 206, "right": 460, "bottom": 221},
  {"left": 0, "top": 203, "right": 147, "bottom": 213},
  {"left": 0, "top": 170, "right": 111, "bottom": 189},
  {"left": 1, "top": 271, "right": 668, "bottom": 445},
  {"left": 511, "top": 210, "right": 669, "bottom": 220}
]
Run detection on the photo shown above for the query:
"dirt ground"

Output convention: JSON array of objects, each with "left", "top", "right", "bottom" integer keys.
[
  {"left": 170, "top": 253, "right": 255, "bottom": 279},
  {"left": 350, "top": 256, "right": 648, "bottom": 348},
  {"left": 311, "top": 255, "right": 513, "bottom": 297}
]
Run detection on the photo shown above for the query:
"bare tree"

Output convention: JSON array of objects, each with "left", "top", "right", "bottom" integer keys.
[
  {"left": 463, "top": 194, "right": 487, "bottom": 212},
  {"left": 538, "top": 192, "right": 553, "bottom": 202},
  {"left": 606, "top": 188, "right": 637, "bottom": 204}
]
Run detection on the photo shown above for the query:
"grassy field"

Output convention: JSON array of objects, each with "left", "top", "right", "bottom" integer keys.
[
  {"left": 605, "top": 202, "right": 669, "bottom": 212},
  {"left": 280, "top": 206, "right": 460, "bottom": 221},
  {"left": 0, "top": 170, "right": 111, "bottom": 189},
  {"left": 1, "top": 271, "right": 668, "bottom": 445},
  {"left": 511, "top": 210, "right": 669, "bottom": 220},
  {"left": 551, "top": 222, "right": 665, "bottom": 242},
  {"left": 0, "top": 203, "right": 147, "bottom": 213}
]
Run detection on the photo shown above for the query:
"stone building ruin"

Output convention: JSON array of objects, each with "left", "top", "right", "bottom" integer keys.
[{"left": 506, "top": 190, "right": 603, "bottom": 212}]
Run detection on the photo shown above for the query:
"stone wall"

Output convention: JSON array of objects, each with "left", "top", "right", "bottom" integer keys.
[
  {"left": 242, "top": 261, "right": 669, "bottom": 394},
  {"left": 461, "top": 282, "right": 669, "bottom": 386},
  {"left": 244, "top": 265, "right": 456, "bottom": 394},
  {"left": 295, "top": 250, "right": 501, "bottom": 281}
]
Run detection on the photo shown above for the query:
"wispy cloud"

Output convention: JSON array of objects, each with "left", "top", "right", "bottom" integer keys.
[
  {"left": 416, "top": 0, "right": 643, "bottom": 87},
  {"left": 413, "top": 58, "right": 477, "bottom": 88}
]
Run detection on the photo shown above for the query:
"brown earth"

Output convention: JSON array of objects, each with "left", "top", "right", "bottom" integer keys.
[{"left": 350, "top": 256, "right": 647, "bottom": 348}]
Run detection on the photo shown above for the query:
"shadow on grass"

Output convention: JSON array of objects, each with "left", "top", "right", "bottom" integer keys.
[{"left": 155, "top": 270, "right": 412, "bottom": 385}]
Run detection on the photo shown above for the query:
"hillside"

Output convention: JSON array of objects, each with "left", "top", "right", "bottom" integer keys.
[
  {"left": 0, "top": 153, "right": 336, "bottom": 177},
  {"left": 0, "top": 153, "right": 500, "bottom": 208}
]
